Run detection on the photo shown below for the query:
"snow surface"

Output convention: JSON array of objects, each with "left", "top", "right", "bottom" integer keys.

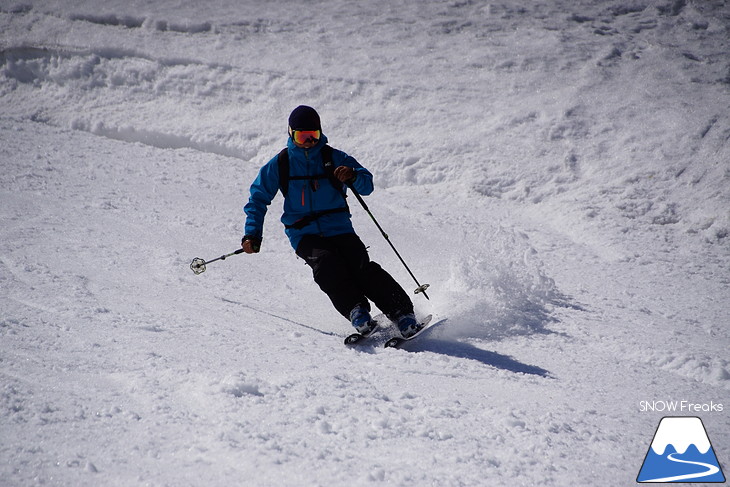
[{"left": 1, "top": 0, "right": 729, "bottom": 485}]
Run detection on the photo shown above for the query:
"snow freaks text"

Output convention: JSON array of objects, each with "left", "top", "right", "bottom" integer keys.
[{"left": 639, "top": 401, "right": 724, "bottom": 413}]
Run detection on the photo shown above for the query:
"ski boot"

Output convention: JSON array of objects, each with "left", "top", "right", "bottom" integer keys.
[
  {"left": 344, "top": 305, "right": 379, "bottom": 345},
  {"left": 396, "top": 312, "right": 421, "bottom": 339}
]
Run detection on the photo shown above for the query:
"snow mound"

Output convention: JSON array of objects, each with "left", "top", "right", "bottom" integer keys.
[{"left": 639, "top": 351, "right": 730, "bottom": 390}]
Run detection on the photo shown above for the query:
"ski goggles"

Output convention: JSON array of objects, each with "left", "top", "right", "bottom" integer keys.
[{"left": 289, "top": 128, "right": 321, "bottom": 145}]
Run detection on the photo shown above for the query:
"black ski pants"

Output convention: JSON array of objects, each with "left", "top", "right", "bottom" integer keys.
[{"left": 295, "top": 233, "right": 413, "bottom": 322}]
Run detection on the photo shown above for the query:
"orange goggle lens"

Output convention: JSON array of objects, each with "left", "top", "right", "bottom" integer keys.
[{"left": 291, "top": 129, "right": 321, "bottom": 145}]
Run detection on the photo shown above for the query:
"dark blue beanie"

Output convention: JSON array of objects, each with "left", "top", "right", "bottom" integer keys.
[{"left": 288, "top": 105, "right": 321, "bottom": 130}]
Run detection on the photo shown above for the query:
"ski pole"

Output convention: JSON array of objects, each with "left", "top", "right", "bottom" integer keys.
[
  {"left": 347, "top": 183, "right": 430, "bottom": 300},
  {"left": 190, "top": 249, "right": 245, "bottom": 275}
]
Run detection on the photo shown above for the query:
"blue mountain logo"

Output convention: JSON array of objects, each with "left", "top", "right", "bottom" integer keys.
[{"left": 637, "top": 417, "right": 726, "bottom": 483}]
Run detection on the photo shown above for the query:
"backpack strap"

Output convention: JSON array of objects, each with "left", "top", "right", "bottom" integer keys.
[
  {"left": 284, "top": 207, "right": 350, "bottom": 230},
  {"left": 320, "top": 145, "right": 348, "bottom": 199}
]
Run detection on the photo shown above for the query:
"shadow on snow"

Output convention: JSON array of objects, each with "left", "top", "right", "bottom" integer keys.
[{"left": 396, "top": 320, "right": 553, "bottom": 378}]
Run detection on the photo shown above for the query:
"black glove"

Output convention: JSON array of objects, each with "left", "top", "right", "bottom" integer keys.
[
  {"left": 241, "top": 235, "right": 261, "bottom": 254},
  {"left": 333, "top": 166, "right": 357, "bottom": 184}
]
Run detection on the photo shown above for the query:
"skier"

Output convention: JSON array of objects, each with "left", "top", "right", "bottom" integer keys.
[{"left": 241, "top": 105, "right": 420, "bottom": 338}]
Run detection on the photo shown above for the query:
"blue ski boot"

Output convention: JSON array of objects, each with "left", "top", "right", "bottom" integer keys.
[
  {"left": 350, "top": 305, "right": 377, "bottom": 337},
  {"left": 396, "top": 313, "right": 421, "bottom": 338}
]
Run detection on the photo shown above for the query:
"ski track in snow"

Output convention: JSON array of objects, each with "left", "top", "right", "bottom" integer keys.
[{"left": 1, "top": 1, "right": 729, "bottom": 486}]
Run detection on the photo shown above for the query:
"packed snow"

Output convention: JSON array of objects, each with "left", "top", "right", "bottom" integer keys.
[{"left": 1, "top": 0, "right": 728, "bottom": 485}]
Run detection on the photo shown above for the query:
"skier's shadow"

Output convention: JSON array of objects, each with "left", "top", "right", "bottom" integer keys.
[{"left": 401, "top": 322, "right": 552, "bottom": 378}]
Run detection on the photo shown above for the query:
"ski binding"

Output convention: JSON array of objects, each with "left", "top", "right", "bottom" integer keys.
[
  {"left": 344, "top": 317, "right": 382, "bottom": 346},
  {"left": 384, "top": 314, "right": 433, "bottom": 349}
]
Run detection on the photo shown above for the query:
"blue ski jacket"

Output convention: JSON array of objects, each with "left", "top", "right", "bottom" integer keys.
[{"left": 244, "top": 134, "right": 374, "bottom": 251}]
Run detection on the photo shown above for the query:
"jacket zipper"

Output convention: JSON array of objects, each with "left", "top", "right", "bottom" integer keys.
[
  {"left": 301, "top": 149, "right": 308, "bottom": 207},
  {"left": 305, "top": 149, "right": 324, "bottom": 234}
]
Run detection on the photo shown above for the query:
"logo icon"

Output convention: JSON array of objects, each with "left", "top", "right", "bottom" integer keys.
[{"left": 637, "top": 416, "right": 726, "bottom": 483}]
